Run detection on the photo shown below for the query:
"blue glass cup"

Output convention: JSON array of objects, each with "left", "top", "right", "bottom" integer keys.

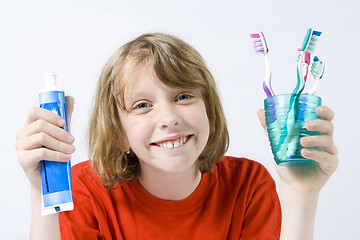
[{"left": 264, "top": 94, "right": 322, "bottom": 167}]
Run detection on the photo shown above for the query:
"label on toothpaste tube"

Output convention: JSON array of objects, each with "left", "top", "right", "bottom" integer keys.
[{"left": 39, "top": 92, "right": 73, "bottom": 215}]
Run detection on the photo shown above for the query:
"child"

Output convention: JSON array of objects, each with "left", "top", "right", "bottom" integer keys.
[{"left": 16, "top": 33, "right": 338, "bottom": 239}]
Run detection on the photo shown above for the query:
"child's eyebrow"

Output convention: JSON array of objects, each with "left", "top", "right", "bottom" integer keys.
[
  {"left": 124, "top": 90, "right": 150, "bottom": 102},
  {"left": 124, "top": 85, "right": 199, "bottom": 103}
]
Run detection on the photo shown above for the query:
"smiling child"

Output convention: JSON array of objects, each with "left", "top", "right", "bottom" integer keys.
[{"left": 16, "top": 33, "right": 338, "bottom": 240}]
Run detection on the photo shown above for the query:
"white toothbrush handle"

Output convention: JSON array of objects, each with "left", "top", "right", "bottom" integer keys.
[
  {"left": 308, "top": 76, "right": 320, "bottom": 94},
  {"left": 264, "top": 54, "right": 275, "bottom": 96}
]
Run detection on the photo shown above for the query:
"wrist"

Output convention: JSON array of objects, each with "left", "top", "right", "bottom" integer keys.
[
  {"left": 279, "top": 180, "right": 320, "bottom": 204},
  {"left": 30, "top": 184, "right": 61, "bottom": 240},
  {"left": 279, "top": 180, "right": 319, "bottom": 240}
]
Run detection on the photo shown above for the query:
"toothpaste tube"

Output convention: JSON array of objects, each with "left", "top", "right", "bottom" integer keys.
[{"left": 39, "top": 72, "right": 73, "bottom": 215}]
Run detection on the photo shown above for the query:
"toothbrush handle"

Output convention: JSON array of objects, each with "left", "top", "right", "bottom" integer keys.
[
  {"left": 264, "top": 54, "right": 275, "bottom": 97},
  {"left": 303, "top": 51, "right": 311, "bottom": 82},
  {"left": 263, "top": 81, "right": 273, "bottom": 98},
  {"left": 308, "top": 77, "right": 320, "bottom": 94}
]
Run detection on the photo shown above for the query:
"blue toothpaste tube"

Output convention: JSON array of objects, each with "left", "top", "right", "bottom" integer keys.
[{"left": 39, "top": 72, "right": 73, "bottom": 215}]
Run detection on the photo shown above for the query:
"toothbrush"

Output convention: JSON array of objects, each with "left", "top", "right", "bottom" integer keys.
[
  {"left": 308, "top": 56, "right": 325, "bottom": 94},
  {"left": 297, "top": 29, "right": 322, "bottom": 94},
  {"left": 278, "top": 29, "right": 322, "bottom": 160},
  {"left": 301, "top": 29, "right": 322, "bottom": 53},
  {"left": 250, "top": 32, "right": 275, "bottom": 98},
  {"left": 295, "top": 50, "right": 311, "bottom": 97}
]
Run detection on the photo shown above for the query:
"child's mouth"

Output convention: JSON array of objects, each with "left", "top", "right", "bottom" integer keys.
[{"left": 151, "top": 135, "right": 193, "bottom": 149}]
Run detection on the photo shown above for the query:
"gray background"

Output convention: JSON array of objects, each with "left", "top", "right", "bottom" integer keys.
[{"left": 1, "top": 0, "right": 359, "bottom": 239}]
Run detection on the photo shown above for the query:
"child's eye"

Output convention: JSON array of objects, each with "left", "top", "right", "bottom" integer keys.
[
  {"left": 134, "top": 102, "right": 150, "bottom": 109},
  {"left": 176, "top": 94, "right": 193, "bottom": 102}
]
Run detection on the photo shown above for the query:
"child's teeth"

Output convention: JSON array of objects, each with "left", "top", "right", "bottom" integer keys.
[{"left": 159, "top": 137, "right": 187, "bottom": 149}]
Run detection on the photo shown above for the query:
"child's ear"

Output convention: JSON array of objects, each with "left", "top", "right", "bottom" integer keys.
[{"left": 122, "top": 143, "right": 131, "bottom": 153}]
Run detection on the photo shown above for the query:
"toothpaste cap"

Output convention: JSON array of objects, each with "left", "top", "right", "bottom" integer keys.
[
  {"left": 41, "top": 72, "right": 62, "bottom": 92},
  {"left": 39, "top": 72, "right": 65, "bottom": 104},
  {"left": 44, "top": 72, "right": 57, "bottom": 88}
]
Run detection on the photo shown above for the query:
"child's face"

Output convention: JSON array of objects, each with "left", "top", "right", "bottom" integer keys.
[{"left": 119, "top": 61, "right": 210, "bottom": 175}]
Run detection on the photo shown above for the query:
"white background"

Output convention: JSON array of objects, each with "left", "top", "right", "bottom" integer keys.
[{"left": 1, "top": 0, "right": 359, "bottom": 239}]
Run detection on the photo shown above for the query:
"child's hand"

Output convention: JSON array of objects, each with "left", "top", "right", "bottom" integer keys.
[
  {"left": 257, "top": 106, "right": 339, "bottom": 199},
  {"left": 15, "top": 96, "right": 75, "bottom": 191}
]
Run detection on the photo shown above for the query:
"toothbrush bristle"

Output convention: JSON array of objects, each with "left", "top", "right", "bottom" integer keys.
[
  {"left": 310, "top": 59, "right": 324, "bottom": 78},
  {"left": 306, "top": 30, "right": 321, "bottom": 53},
  {"left": 249, "top": 32, "right": 268, "bottom": 54},
  {"left": 250, "top": 33, "right": 260, "bottom": 38},
  {"left": 307, "top": 36, "right": 319, "bottom": 52},
  {"left": 301, "top": 29, "right": 322, "bottom": 52}
]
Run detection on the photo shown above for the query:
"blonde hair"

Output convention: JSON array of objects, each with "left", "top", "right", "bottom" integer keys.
[{"left": 89, "top": 33, "right": 229, "bottom": 190}]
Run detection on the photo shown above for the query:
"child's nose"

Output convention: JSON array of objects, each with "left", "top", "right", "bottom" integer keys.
[{"left": 157, "top": 103, "right": 181, "bottom": 129}]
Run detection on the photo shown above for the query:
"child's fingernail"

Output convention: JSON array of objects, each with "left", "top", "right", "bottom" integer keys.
[
  {"left": 65, "top": 145, "right": 75, "bottom": 153},
  {"left": 307, "top": 121, "right": 315, "bottom": 129},
  {"left": 61, "top": 154, "right": 72, "bottom": 161},
  {"left": 57, "top": 118, "right": 65, "bottom": 126},
  {"left": 302, "top": 149, "right": 311, "bottom": 157},
  {"left": 301, "top": 137, "right": 310, "bottom": 145},
  {"left": 317, "top": 106, "right": 324, "bottom": 113},
  {"left": 66, "top": 134, "right": 75, "bottom": 143}
]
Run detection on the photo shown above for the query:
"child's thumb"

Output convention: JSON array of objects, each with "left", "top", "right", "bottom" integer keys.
[
  {"left": 65, "top": 96, "right": 74, "bottom": 132},
  {"left": 257, "top": 109, "right": 267, "bottom": 132}
]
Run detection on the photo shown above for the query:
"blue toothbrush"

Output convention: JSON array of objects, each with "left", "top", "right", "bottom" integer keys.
[{"left": 308, "top": 56, "right": 325, "bottom": 94}]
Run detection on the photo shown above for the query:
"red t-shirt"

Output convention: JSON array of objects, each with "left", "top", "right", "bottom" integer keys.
[{"left": 59, "top": 156, "right": 281, "bottom": 239}]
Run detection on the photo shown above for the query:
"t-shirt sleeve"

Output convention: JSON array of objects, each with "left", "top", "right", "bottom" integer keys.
[
  {"left": 59, "top": 162, "right": 105, "bottom": 240},
  {"left": 219, "top": 157, "right": 281, "bottom": 239},
  {"left": 240, "top": 174, "right": 281, "bottom": 239}
]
